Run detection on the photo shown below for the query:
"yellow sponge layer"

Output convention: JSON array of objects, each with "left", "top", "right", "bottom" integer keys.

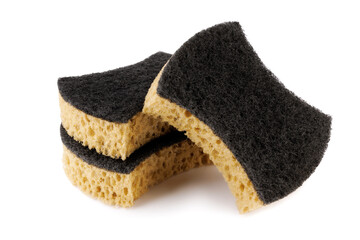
[
  {"left": 59, "top": 94, "right": 172, "bottom": 160},
  {"left": 143, "top": 65, "right": 264, "bottom": 213},
  {"left": 62, "top": 140, "right": 212, "bottom": 207}
]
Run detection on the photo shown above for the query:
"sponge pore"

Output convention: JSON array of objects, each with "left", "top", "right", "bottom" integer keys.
[{"left": 145, "top": 22, "right": 331, "bottom": 207}]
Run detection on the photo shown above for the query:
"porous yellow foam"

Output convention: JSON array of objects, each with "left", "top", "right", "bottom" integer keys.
[
  {"left": 59, "top": 95, "right": 172, "bottom": 160},
  {"left": 62, "top": 140, "right": 212, "bottom": 207},
  {"left": 143, "top": 65, "right": 264, "bottom": 213}
]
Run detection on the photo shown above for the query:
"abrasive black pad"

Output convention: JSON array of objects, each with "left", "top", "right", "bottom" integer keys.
[
  {"left": 58, "top": 52, "right": 171, "bottom": 123},
  {"left": 157, "top": 22, "right": 331, "bottom": 204},
  {"left": 60, "top": 125, "right": 187, "bottom": 174}
]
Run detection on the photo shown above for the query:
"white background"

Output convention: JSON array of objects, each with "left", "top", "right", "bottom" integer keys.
[{"left": 1, "top": 0, "right": 359, "bottom": 239}]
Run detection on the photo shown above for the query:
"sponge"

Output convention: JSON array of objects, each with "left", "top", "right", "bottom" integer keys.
[
  {"left": 58, "top": 52, "right": 172, "bottom": 160},
  {"left": 143, "top": 22, "right": 331, "bottom": 213},
  {"left": 61, "top": 125, "right": 211, "bottom": 207}
]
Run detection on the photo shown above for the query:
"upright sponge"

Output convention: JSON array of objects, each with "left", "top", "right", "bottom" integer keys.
[
  {"left": 61, "top": 125, "right": 211, "bottom": 207},
  {"left": 143, "top": 22, "right": 331, "bottom": 213},
  {"left": 58, "top": 52, "right": 172, "bottom": 160}
]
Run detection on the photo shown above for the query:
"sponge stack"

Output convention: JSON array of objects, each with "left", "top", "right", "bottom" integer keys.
[
  {"left": 58, "top": 52, "right": 211, "bottom": 207},
  {"left": 58, "top": 22, "right": 331, "bottom": 213},
  {"left": 143, "top": 22, "right": 331, "bottom": 213}
]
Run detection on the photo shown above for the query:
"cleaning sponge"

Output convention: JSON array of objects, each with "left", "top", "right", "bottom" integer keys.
[
  {"left": 61, "top": 125, "right": 211, "bottom": 206},
  {"left": 58, "top": 52, "right": 172, "bottom": 160},
  {"left": 143, "top": 22, "right": 331, "bottom": 212}
]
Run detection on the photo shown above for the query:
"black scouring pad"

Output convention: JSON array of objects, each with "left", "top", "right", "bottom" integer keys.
[
  {"left": 58, "top": 52, "right": 171, "bottom": 123},
  {"left": 143, "top": 22, "right": 331, "bottom": 212},
  {"left": 60, "top": 125, "right": 186, "bottom": 174}
]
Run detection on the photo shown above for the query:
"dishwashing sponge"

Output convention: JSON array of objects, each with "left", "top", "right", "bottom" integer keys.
[
  {"left": 61, "top": 125, "right": 211, "bottom": 207},
  {"left": 143, "top": 22, "right": 331, "bottom": 213},
  {"left": 58, "top": 52, "right": 172, "bottom": 160}
]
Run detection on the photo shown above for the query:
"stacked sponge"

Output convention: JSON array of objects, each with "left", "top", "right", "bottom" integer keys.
[
  {"left": 59, "top": 22, "right": 331, "bottom": 213},
  {"left": 58, "top": 52, "right": 211, "bottom": 207}
]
